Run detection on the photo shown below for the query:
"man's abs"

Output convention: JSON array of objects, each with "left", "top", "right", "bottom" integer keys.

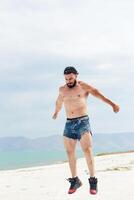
[{"left": 64, "top": 101, "right": 88, "bottom": 118}]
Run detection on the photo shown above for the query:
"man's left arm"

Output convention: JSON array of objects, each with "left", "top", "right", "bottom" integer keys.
[
  {"left": 79, "top": 81, "right": 120, "bottom": 113},
  {"left": 91, "top": 88, "right": 120, "bottom": 112}
]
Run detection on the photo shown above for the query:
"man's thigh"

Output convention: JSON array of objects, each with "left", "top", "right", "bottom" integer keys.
[
  {"left": 63, "top": 136, "right": 77, "bottom": 152},
  {"left": 80, "top": 132, "right": 92, "bottom": 150}
]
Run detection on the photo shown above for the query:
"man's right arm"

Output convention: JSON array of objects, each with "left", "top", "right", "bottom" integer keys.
[{"left": 52, "top": 87, "right": 63, "bottom": 119}]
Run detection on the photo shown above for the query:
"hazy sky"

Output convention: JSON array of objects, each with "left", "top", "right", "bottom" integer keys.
[{"left": 0, "top": 0, "right": 134, "bottom": 138}]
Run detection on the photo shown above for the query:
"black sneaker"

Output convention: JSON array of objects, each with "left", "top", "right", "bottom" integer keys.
[
  {"left": 67, "top": 176, "right": 82, "bottom": 194},
  {"left": 88, "top": 177, "right": 98, "bottom": 195}
]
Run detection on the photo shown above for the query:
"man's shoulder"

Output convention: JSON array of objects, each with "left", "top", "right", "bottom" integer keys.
[
  {"left": 78, "top": 80, "right": 91, "bottom": 87},
  {"left": 59, "top": 85, "right": 66, "bottom": 92},
  {"left": 78, "top": 81, "right": 94, "bottom": 92}
]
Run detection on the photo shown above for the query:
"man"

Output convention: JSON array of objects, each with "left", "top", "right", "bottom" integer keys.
[{"left": 52, "top": 66, "right": 120, "bottom": 195}]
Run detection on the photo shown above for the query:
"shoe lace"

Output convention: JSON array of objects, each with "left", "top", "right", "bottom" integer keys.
[
  {"left": 66, "top": 178, "right": 76, "bottom": 189},
  {"left": 89, "top": 178, "right": 97, "bottom": 190}
]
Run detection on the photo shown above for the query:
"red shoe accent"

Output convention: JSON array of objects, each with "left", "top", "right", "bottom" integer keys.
[
  {"left": 90, "top": 189, "right": 97, "bottom": 195},
  {"left": 68, "top": 188, "right": 76, "bottom": 194},
  {"left": 67, "top": 177, "right": 82, "bottom": 194}
]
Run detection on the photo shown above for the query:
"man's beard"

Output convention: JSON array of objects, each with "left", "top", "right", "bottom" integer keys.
[{"left": 67, "top": 80, "right": 77, "bottom": 88}]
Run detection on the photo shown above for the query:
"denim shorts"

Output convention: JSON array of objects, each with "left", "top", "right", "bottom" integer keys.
[{"left": 63, "top": 115, "right": 92, "bottom": 140}]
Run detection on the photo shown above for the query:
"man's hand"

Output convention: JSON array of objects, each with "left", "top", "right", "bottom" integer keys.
[
  {"left": 112, "top": 104, "right": 120, "bottom": 113},
  {"left": 52, "top": 112, "right": 58, "bottom": 119}
]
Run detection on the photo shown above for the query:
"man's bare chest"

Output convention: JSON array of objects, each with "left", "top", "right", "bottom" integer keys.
[{"left": 62, "top": 88, "right": 88, "bottom": 101}]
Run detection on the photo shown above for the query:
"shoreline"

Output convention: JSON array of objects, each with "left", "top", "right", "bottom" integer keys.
[
  {"left": 96, "top": 149, "right": 134, "bottom": 156},
  {"left": 0, "top": 150, "right": 133, "bottom": 172}
]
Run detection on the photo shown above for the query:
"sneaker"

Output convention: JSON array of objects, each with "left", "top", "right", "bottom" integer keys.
[
  {"left": 67, "top": 176, "right": 82, "bottom": 194},
  {"left": 88, "top": 177, "right": 98, "bottom": 195}
]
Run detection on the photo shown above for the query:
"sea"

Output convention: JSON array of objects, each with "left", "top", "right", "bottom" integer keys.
[
  {"left": 0, "top": 148, "right": 132, "bottom": 171},
  {"left": 0, "top": 149, "right": 98, "bottom": 171}
]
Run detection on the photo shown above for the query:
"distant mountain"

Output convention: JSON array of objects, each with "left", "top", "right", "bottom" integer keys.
[
  {"left": 0, "top": 132, "right": 134, "bottom": 154},
  {"left": 0, "top": 135, "right": 63, "bottom": 151},
  {"left": 93, "top": 132, "right": 134, "bottom": 153}
]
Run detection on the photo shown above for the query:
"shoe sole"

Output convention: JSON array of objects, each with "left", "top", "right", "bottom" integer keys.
[
  {"left": 68, "top": 182, "right": 82, "bottom": 194},
  {"left": 90, "top": 189, "right": 98, "bottom": 195}
]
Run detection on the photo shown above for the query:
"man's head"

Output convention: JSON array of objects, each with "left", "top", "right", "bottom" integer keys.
[{"left": 64, "top": 66, "right": 79, "bottom": 88}]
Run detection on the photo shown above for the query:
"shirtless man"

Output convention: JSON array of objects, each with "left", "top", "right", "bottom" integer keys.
[{"left": 52, "top": 66, "right": 120, "bottom": 195}]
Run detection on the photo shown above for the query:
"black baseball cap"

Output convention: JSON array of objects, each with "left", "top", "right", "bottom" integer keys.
[{"left": 64, "top": 66, "right": 79, "bottom": 75}]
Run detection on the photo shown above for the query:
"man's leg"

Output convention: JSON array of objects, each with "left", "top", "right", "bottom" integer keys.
[
  {"left": 80, "top": 132, "right": 98, "bottom": 195},
  {"left": 63, "top": 136, "right": 77, "bottom": 177},
  {"left": 63, "top": 136, "right": 82, "bottom": 194},
  {"left": 80, "top": 132, "right": 95, "bottom": 177}
]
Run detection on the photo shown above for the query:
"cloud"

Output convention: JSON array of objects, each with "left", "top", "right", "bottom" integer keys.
[
  {"left": 1, "top": 0, "right": 134, "bottom": 58},
  {"left": 0, "top": 0, "right": 134, "bottom": 137}
]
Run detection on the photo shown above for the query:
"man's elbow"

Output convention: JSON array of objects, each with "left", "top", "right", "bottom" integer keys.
[{"left": 92, "top": 89, "right": 99, "bottom": 96}]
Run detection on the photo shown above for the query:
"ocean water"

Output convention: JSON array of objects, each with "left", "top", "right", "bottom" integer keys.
[
  {"left": 0, "top": 150, "right": 85, "bottom": 170},
  {"left": 0, "top": 148, "right": 130, "bottom": 171}
]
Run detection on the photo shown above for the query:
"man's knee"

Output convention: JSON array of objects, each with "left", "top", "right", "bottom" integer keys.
[
  {"left": 82, "top": 146, "right": 93, "bottom": 154},
  {"left": 66, "top": 148, "right": 75, "bottom": 155}
]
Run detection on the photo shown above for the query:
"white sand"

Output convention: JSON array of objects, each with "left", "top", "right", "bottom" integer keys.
[{"left": 0, "top": 152, "right": 134, "bottom": 200}]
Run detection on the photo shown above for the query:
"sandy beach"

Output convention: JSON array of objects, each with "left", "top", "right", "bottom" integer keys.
[{"left": 0, "top": 152, "right": 134, "bottom": 200}]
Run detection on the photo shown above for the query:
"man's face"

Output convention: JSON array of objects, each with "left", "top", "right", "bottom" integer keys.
[{"left": 64, "top": 73, "right": 77, "bottom": 88}]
